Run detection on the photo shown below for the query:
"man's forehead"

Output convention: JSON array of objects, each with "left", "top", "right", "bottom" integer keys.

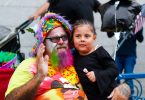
[{"left": 48, "top": 27, "right": 67, "bottom": 37}]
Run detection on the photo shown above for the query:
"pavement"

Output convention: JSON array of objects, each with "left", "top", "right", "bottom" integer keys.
[{"left": 0, "top": 0, "right": 145, "bottom": 97}]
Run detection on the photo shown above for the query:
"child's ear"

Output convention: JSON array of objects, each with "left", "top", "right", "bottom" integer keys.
[{"left": 93, "top": 34, "right": 96, "bottom": 40}]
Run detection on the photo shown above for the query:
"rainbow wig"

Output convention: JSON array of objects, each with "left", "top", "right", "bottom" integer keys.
[{"left": 29, "top": 12, "right": 72, "bottom": 57}]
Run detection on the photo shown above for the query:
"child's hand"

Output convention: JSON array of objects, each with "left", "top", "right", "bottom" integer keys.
[
  {"left": 83, "top": 68, "right": 96, "bottom": 82},
  {"left": 86, "top": 71, "right": 96, "bottom": 82}
]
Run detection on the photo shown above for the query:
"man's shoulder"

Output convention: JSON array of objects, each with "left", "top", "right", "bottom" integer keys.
[
  {"left": 24, "top": 57, "right": 36, "bottom": 62},
  {"left": 16, "top": 57, "right": 37, "bottom": 69},
  {"left": 20, "top": 57, "right": 36, "bottom": 64}
]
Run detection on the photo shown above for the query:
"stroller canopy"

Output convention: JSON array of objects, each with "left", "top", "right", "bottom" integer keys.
[{"left": 0, "top": 25, "right": 16, "bottom": 49}]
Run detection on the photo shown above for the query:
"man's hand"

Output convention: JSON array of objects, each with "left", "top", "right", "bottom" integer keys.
[
  {"left": 5, "top": 43, "right": 49, "bottom": 100},
  {"left": 108, "top": 83, "right": 131, "bottom": 100},
  {"left": 36, "top": 43, "right": 49, "bottom": 80},
  {"left": 29, "top": 2, "right": 49, "bottom": 20}
]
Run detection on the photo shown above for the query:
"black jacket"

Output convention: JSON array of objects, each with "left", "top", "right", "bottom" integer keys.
[
  {"left": 73, "top": 46, "right": 119, "bottom": 100},
  {"left": 116, "top": 28, "right": 144, "bottom": 57},
  {"left": 48, "top": 0, "right": 100, "bottom": 24}
]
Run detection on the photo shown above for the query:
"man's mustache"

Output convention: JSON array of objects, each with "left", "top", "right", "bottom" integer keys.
[{"left": 56, "top": 45, "right": 67, "bottom": 49}]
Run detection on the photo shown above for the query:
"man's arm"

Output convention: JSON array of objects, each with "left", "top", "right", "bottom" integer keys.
[
  {"left": 29, "top": 2, "right": 50, "bottom": 20},
  {"left": 108, "top": 83, "right": 131, "bottom": 100},
  {"left": 5, "top": 44, "right": 49, "bottom": 100},
  {"left": 5, "top": 73, "right": 45, "bottom": 100}
]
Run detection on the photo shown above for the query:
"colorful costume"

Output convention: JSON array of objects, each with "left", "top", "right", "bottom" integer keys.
[
  {"left": 6, "top": 13, "right": 86, "bottom": 100},
  {"left": 5, "top": 58, "right": 85, "bottom": 100}
]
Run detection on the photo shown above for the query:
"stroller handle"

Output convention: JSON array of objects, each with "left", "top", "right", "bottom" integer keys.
[{"left": 15, "top": 18, "right": 34, "bottom": 33}]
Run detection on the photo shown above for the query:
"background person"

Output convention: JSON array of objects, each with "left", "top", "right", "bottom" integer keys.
[
  {"left": 30, "top": 0, "right": 101, "bottom": 24},
  {"left": 115, "top": 28, "right": 144, "bottom": 98}
]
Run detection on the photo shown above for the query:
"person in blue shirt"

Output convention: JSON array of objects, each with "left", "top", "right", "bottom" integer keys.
[{"left": 115, "top": 28, "right": 144, "bottom": 98}]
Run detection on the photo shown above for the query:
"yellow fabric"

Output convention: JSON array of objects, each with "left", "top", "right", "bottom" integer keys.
[
  {"left": 5, "top": 58, "right": 86, "bottom": 100},
  {"left": 48, "top": 65, "right": 79, "bottom": 85},
  {"left": 5, "top": 58, "right": 36, "bottom": 96}
]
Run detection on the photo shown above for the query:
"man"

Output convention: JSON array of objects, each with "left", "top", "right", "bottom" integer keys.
[
  {"left": 5, "top": 13, "right": 130, "bottom": 100},
  {"left": 5, "top": 12, "right": 86, "bottom": 100},
  {"left": 30, "top": 0, "right": 101, "bottom": 24}
]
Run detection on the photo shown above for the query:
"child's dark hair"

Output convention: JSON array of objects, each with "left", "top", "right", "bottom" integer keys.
[{"left": 73, "top": 19, "right": 97, "bottom": 35}]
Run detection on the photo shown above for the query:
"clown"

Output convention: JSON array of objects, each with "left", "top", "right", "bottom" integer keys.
[{"left": 5, "top": 13, "right": 86, "bottom": 100}]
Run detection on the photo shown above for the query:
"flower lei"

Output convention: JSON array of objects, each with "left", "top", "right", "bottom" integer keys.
[{"left": 48, "top": 64, "right": 79, "bottom": 85}]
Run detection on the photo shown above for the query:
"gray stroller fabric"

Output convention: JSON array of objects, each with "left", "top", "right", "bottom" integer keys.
[
  {"left": 0, "top": 25, "right": 16, "bottom": 49},
  {"left": 0, "top": 25, "right": 11, "bottom": 41}
]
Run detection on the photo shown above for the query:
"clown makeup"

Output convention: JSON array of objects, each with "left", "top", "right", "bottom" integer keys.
[
  {"left": 45, "top": 27, "right": 69, "bottom": 55},
  {"left": 45, "top": 39, "right": 57, "bottom": 54},
  {"left": 44, "top": 27, "right": 73, "bottom": 69}
]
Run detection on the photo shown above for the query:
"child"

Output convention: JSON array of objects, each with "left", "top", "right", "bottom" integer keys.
[{"left": 72, "top": 19, "right": 119, "bottom": 100}]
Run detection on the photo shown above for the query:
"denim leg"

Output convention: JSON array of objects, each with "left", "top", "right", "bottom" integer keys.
[
  {"left": 115, "top": 56, "right": 124, "bottom": 73},
  {"left": 124, "top": 56, "right": 136, "bottom": 96},
  {"left": 115, "top": 56, "right": 124, "bottom": 83}
]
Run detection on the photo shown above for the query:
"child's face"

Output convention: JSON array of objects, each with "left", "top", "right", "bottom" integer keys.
[{"left": 73, "top": 24, "right": 96, "bottom": 55}]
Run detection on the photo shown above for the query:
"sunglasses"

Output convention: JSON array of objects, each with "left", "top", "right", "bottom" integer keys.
[{"left": 45, "top": 35, "right": 68, "bottom": 43}]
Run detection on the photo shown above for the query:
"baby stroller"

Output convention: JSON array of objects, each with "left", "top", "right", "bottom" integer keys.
[
  {"left": 0, "top": 18, "right": 33, "bottom": 100},
  {"left": 0, "top": 18, "right": 33, "bottom": 63}
]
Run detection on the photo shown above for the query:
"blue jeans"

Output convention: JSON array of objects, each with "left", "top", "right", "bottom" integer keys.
[{"left": 115, "top": 56, "right": 136, "bottom": 96}]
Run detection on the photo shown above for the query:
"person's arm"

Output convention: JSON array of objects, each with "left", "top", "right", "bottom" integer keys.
[
  {"left": 5, "top": 73, "right": 45, "bottom": 100},
  {"left": 94, "top": 0, "right": 101, "bottom": 12},
  {"left": 108, "top": 83, "right": 131, "bottom": 100},
  {"left": 93, "top": 47, "right": 119, "bottom": 94},
  {"left": 5, "top": 44, "right": 49, "bottom": 100},
  {"left": 29, "top": 2, "right": 50, "bottom": 20}
]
